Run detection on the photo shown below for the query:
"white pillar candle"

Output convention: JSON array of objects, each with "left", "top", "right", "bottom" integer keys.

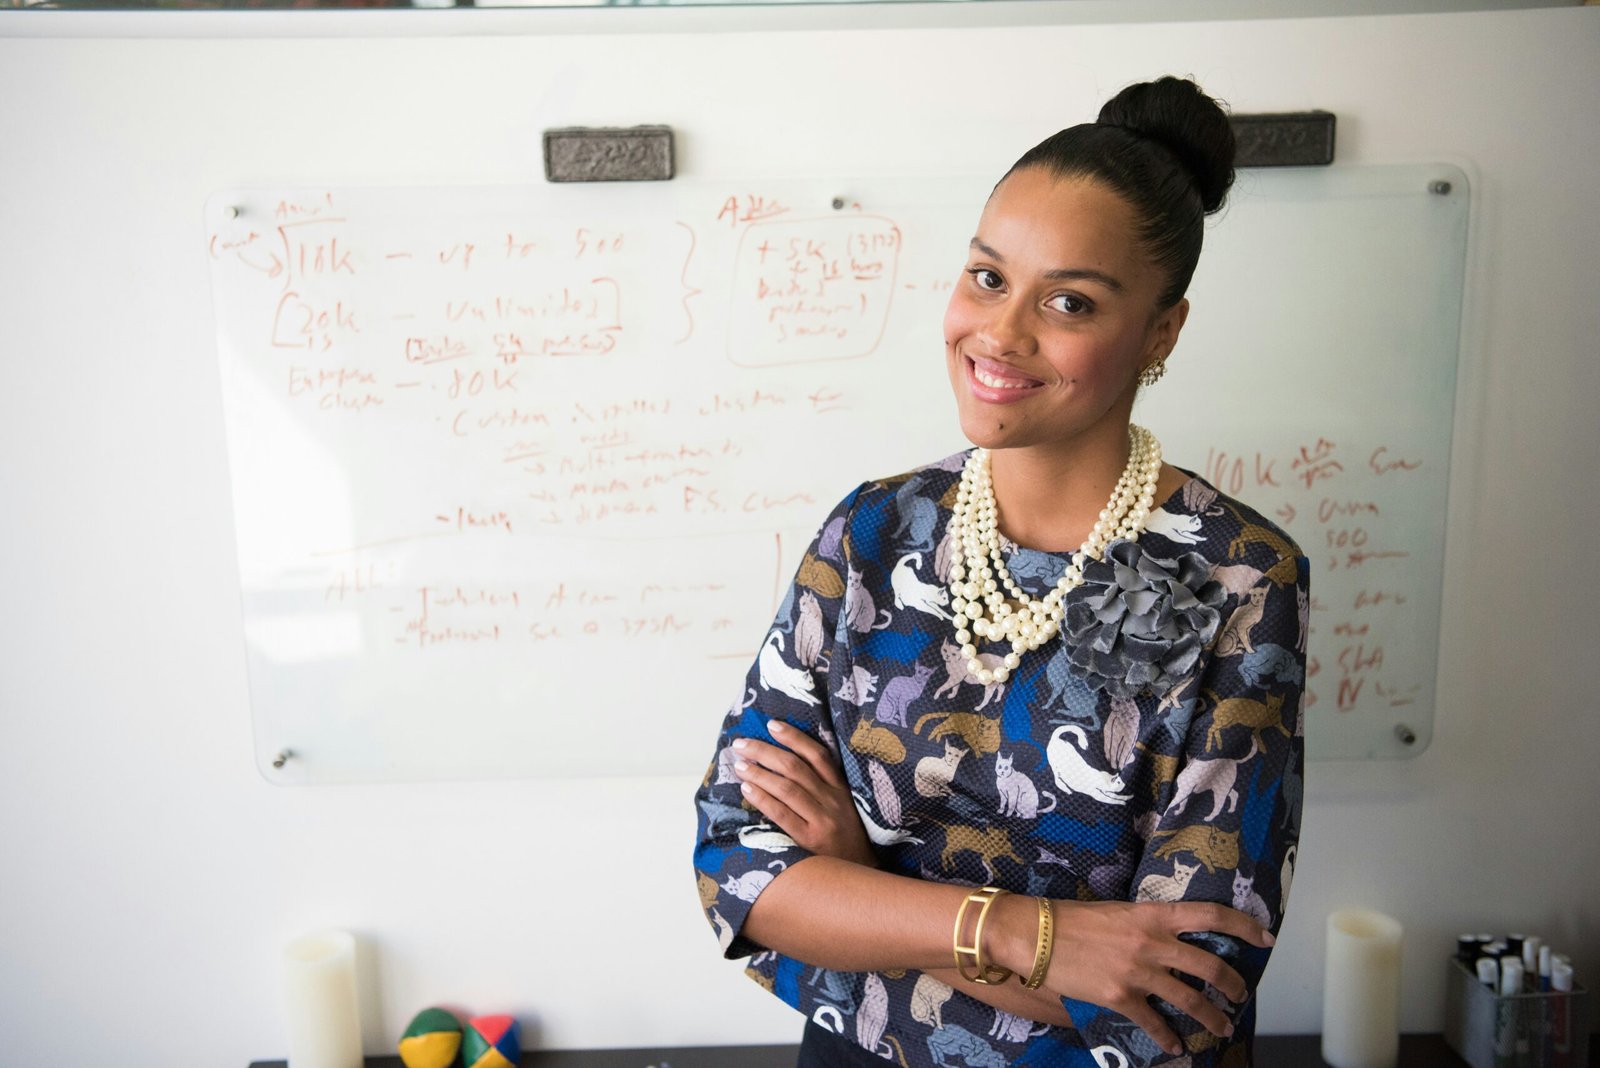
[
  {"left": 1321, "top": 908, "right": 1403, "bottom": 1068},
  {"left": 282, "top": 929, "right": 363, "bottom": 1068}
]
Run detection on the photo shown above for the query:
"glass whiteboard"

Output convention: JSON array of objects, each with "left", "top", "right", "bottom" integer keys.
[{"left": 203, "top": 164, "right": 1467, "bottom": 783}]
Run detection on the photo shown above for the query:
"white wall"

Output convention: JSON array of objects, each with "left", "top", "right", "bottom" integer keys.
[{"left": 2, "top": 6, "right": 1597, "bottom": 1065}]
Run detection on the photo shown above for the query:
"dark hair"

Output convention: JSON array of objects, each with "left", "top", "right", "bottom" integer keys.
[{"left": 1003, "top": 76, "right": 1236, "bottom": 309}]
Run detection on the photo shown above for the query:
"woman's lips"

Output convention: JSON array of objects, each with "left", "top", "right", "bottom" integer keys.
[{"left": 966, "top": 355, "right": 1044, "bottom": 404}]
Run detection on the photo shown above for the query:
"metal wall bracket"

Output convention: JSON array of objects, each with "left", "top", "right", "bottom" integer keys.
[
  {"left": 1231, "top": 111, "right": 1336, "bottom": 167},
  {"left": 543, "top": 125, "right": 675, "bottom": 183}
]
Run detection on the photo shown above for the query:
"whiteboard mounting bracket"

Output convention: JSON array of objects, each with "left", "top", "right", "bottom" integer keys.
[{"left": 543, "top": 125, "right": 675, "bottom": 183}]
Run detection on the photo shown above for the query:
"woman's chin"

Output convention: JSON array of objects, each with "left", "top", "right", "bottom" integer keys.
[
  {"left": 950, "top": 371, "right": 1057, "bottom": 447},
  {"left": 954, "top": 407, "right": 1027, "bottom": 452}
]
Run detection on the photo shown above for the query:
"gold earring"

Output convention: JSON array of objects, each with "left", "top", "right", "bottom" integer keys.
[{"left": 1138, "top": 358, "right": 1168, "bottom": 387}]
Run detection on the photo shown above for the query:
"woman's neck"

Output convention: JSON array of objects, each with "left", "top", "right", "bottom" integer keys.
[{"left": 987, "top": 424, "right": 1186, "bottom": 554}]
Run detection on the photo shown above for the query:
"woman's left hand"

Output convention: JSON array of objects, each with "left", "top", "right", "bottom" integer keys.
[{"left": 732, "top": 721, "right": 877, "bottom": 868}]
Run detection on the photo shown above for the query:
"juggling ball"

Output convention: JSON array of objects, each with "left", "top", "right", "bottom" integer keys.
[
  {"left": 398, "top": 1007, "right": 463, "bottom": 1068},
  {"left": 462, "top": 1014, "right": 521, "bottom": 1068}
]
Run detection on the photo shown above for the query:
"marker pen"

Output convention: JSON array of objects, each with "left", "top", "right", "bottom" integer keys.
[
  {"left": 1518, "top": 939, "right": 1543, "bottom": 1060},
  {"left": 1538, "top": 944, "right": 1553, "bottom": 992},
  {"left": 1477, "top": 956, "right": 1500, "bottom": 989},
  {"left": 1551, "top": 960, "right": 1573, "bottom": 1068},
  {"left": 1498, "top": 960, "right": 1526, "bottom": 1066}
]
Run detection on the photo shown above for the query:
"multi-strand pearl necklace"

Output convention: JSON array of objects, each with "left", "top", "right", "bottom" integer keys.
[{"left": 948, "top": 424, "right": 1163, "bottom": 685}]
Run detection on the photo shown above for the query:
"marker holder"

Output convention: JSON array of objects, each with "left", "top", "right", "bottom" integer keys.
[{"left": 1443, "top": 958, "right": 1590, "bottom": 1068}]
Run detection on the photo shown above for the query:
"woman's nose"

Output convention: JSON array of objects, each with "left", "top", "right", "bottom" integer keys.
[{"left": 976, "top": 297, "right": 1035, "bottom": 357}]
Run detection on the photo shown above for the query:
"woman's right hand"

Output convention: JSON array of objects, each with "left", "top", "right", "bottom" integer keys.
[{"left": 994, "top": 895, "right": 1274, "bottom": 1057}]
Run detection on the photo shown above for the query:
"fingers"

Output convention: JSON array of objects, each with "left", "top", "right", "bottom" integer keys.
[
  {"left": 1111, "top": 969, "right": 1232, "bottom": 1055},
  {"left": 1171, "top": 900, "right": 1275, "bottom": 948},
  {"left": 1114, "top": 996, "right": 1186, "bottom": 1059},
  {"left": 1146, "top": 930, "right": 1246, "bottom": 1003},
  {"left": 1156, "top": 901, "right": 1273, "bottom": 1005},
  {"left": 1050, "top": 899, "right": 1258, "bottom": 1053},
  {"left": 732, "top": 716, "right": 882, "bottom": 870},
  {"left": 736, "top": 776, "right": 805, "bottom": 839},
  {"left": 1148, "top": 970, "right": 1235, "bottom": 1042},
  {"left": 768, "top": 720, "right": 847, "bottom": 789},
  {"left": 732, "top": 738, "right": 875, "bottom": 866},
  {"left": 733, "top": 749, "right": 823, "bottom": 826},
  {"left": 733, "top": 735, "right": 817, "bottom": 785}
]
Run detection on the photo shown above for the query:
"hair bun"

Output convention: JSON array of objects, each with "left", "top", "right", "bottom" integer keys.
[{"left": 1098, "top": 77, "right": 1236, "bottom": 214}]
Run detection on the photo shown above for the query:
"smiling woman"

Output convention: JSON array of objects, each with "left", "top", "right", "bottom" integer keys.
[
  {"left": 945, "top": 172, "right": 1183, "bottom": 526},
  {"left": 693, "top": 76, "right": 1307, "bottom": 1068}
]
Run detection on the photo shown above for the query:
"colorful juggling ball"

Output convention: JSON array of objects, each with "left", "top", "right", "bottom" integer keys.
[{"left": 398, "top": 1007, "right": 463, "bottom": 1068}]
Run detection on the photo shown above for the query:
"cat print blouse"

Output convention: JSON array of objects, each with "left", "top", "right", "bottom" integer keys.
[{"left": 692, "top": 449, "right": 1308, "bottom": 1068}]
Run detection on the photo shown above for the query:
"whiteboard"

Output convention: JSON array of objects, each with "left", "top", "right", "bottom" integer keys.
[{"left": 203, "top": 164, "right": 1467, "bottom": 783}]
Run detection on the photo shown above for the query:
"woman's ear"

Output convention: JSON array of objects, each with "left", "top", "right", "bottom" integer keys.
[{"left": 1143, "top": 297, "right": 1190, "bottom": 368}]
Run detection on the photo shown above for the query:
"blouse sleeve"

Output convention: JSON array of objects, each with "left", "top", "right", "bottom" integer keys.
[
  {"left": 691, "top": 484, "right": 863, "bottom": 961},
  {"left": 1062, "top": 552, "right": 1309, "bottom": 1065}
]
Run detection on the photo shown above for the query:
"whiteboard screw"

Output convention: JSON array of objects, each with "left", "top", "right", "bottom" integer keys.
[
  {"left": 831, "top": 196, "right": 846, "bottom": 210},
  {"left": 225, "top": 205, "right": 241, "bottom": 219},
  {"left": 1394, "top": 724, "right": 1417, "bottom": 746},
  {"left": 273, "top": 750, "right": 293, "bottom": 768},
  {"left": 1428, "top": 181, "right": 1452, "bottom": 196}
]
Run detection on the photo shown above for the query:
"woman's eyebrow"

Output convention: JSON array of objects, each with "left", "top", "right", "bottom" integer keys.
[{"left": 969, "top": 237, "right": 1125, "bottom": 293}]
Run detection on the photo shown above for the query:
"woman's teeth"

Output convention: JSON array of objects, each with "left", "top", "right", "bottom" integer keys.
[{"left": 973, "top": 364, "right": 1038, "bottom": 389}]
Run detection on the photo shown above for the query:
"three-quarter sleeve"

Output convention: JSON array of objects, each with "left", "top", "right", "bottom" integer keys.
[
  {"left": 1063, "top": 552, "right": 1309, "bottom": 1065},
  {"left": 692, "top": 484, "right": 863, "bottom": 961}
]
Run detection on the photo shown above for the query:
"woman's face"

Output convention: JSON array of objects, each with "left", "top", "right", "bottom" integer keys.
[{"left": 943, "top": 167, "right": 1187, "bottom": 455}]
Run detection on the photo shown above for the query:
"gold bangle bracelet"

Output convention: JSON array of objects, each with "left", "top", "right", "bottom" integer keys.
[
  {"left": 1021, "top": 896, "right": 1054, "bottom": 989},
  {"left": 953, "top": 886, "right": 1013, "bottom": 985}
]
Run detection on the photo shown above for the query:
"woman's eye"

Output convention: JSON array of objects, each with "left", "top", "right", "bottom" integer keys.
[
  {"left": 965, "top": 267, "right": 1003, "bottom": 291},
  {"left": 1049, "top": 293, "right": 1091, "bottom": 315}
]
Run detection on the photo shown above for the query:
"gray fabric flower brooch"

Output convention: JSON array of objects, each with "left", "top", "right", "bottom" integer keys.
[{"left": 1063, "top": 537, "right": 1227, "bottom": 698}]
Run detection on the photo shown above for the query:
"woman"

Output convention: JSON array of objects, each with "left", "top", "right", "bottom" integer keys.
[{"left": 693, "top": 76, "right": 1307, "bottom": 1068}]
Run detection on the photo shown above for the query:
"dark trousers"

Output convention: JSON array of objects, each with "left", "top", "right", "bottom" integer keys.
[{"left": 796, "top": 1019, "right": 896, "bottom": 1067}]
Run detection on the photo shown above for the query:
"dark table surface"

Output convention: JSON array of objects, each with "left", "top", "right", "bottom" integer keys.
[{"left": 248, "top": 1031, "right": 1598, "bottom": 1067}]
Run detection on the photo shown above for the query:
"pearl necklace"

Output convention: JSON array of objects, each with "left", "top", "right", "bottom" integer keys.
[{"left": 948, "top": 424, "right": 1162, "bottom": 685}]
